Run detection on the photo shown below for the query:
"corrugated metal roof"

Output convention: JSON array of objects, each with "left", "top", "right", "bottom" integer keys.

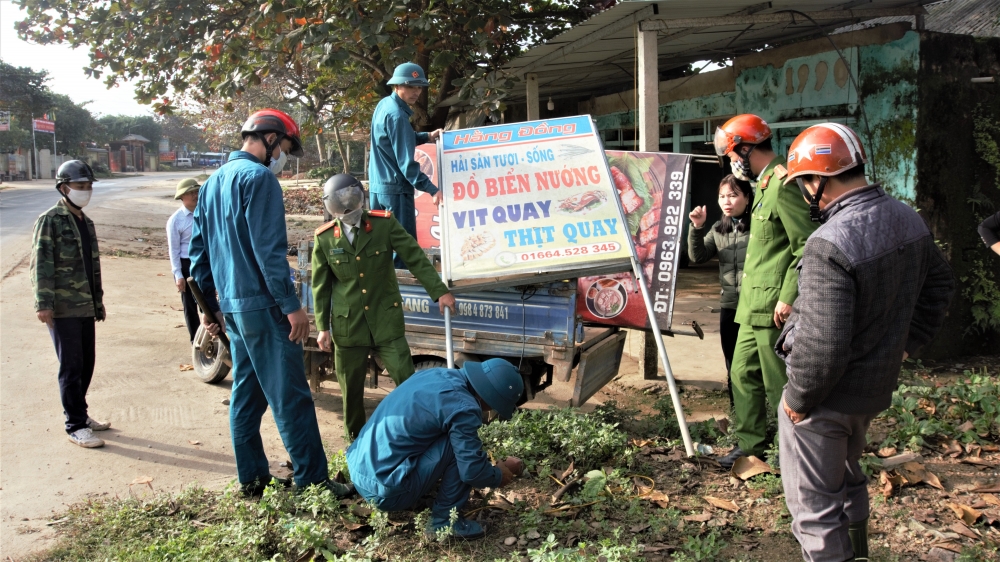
[
  {"left": 835, "top": 0, "right": 1000, "bottom": 37},
  {"left": 496, "top": 0, "right": 935, "bottom": 103}
]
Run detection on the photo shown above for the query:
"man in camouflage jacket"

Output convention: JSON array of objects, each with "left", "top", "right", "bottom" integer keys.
[{"left": 31, "top": 160, "right": 110, "bottom": 449}]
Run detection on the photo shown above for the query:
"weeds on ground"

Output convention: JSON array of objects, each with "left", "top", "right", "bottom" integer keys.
[
  {"left": 479, "top": 407, "right": 630, "bottom": 471},
  {"left": 878, "top": 370, "right": 1000, "bottom": 451}
]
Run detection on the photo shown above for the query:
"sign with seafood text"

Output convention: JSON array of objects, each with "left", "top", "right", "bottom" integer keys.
[
  {"left": 577, "top": 151, "right": 691, "bottom": 331},
  {"left": 439, "top": 116, "right": 633, "bottom": 283}
]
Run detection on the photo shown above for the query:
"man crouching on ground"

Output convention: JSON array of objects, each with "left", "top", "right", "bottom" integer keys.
[
  {"left": 346, "top": 359, "right": 525, "bottom": 539},
  {"left": 776, "top": 123, "right": 954, "bottom": 562}
]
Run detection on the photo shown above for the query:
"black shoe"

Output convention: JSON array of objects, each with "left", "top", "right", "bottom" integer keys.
[
  {"left": 240, "top": 475, "right": 291, "bottom": 499},
  {"left": 717, "top": 446, "right": 746, "bottom": 470}
]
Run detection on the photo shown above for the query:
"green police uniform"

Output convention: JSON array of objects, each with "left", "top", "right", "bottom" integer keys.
[
  {"left": 312, "top": 209, "right": 449, "bottom": 439},
  {"left": 730, "top": 156, "right": 818, "bottom": 457}
]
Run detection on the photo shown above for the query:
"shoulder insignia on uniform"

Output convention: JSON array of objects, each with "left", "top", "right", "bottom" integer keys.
[
  {"left": 759, "top": 173, "right": 773, "bottom": 189},
  {"left": 315, "top": 221, "right": 337, "bottom": 236},
  {"left": 363, "top": 219, "right": 373, "bottom": 233},
  {"left": 774, "top": 164, "right": 788, "bottom": 179},
  {"left": 369, "top": 210, "right": 392, "bottom": 218}
]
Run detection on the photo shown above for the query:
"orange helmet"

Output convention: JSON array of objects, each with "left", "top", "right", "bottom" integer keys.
[
  {"left": 784, "top": 122, "right": 867, "bottom": 182},
  {"left": 713, "top": 114, "right": 772, "bottom": 157},
  {"left": 785, "top": 123, "right": 868, "bottom": 222},
  {"left": 241, "top": 108, "right": 304, "bottom": 157}
]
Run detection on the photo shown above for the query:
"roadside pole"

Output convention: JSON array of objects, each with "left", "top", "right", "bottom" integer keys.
[
  {"left": 30, "top": 113, "right": 39, "bottom": 179},
  {"left": 436, "top": 137, "right": 455, "bottom": 369}
]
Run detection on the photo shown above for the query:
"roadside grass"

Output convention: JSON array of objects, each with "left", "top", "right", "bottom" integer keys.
[{"left": 29, "top": 364, "right": 1000, "bottom": 561}]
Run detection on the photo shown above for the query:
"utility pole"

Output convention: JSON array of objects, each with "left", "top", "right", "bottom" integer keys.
[{"left": 30, "top": 112, "right": 39, "bottom": 179}]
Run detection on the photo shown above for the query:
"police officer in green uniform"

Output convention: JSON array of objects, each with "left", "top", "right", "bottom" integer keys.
[
  {"left": 312, "top": 174, "right": 457, "bottom": 439},
  {"left": 712, "top": 115, "right": 819, "bottom": 469}
]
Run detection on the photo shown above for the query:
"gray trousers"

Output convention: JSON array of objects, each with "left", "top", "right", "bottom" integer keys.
[{"left": 779, "top": 391, "right": 877, "bottom": 562}]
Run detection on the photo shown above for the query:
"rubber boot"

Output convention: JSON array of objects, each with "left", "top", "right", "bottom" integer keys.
[{"left": 848, "top": 518, "right": 869, "bottom": 561}]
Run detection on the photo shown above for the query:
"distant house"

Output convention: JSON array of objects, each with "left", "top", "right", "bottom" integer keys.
[{"left": 108, "top": 134, "right": 151, "bottom": 172}]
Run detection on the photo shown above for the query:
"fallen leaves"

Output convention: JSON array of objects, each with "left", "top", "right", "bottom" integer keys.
[
  {"left": 179, "top": 364, "right": 193, "bottom": 371},
  {"left": 703, "top": 496, "right": 740, "bottom": 513},
  {"left": 129, "top": 475, "right": 154, "bottom": 492},
  {"left": 880, "top": 461, "right": 943, "bottom": 497},
  {"left": 731, "top": 456, "right": 774, "bottom": 480},
  {"left": 188, "top": 440, "right": 201, "bottom": 445},
  {"left": 945, "top": 502, "right": 982, "bottom": 526},
  {"left": 682, "top": 512, "right": 712, "bottom": 522}
]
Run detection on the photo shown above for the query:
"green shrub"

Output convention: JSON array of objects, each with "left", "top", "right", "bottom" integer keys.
[{"left": 479, "top": 408, "right": 629, "bottom": 470}]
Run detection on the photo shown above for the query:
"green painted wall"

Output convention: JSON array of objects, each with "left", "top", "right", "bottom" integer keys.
[
  {"left": 593, "top": 32, "right": 921, "bottom": 202},
  {"left": 858, "top": 32, "right": 920, "bottom": 202}
]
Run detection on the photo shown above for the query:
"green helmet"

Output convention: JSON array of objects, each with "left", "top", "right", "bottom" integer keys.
[
  {"left": 461, "top": 359, "right": 524, "bottom": 420},
  {"left": 387, "top": 62, "right": 429, "bottom": 87}
]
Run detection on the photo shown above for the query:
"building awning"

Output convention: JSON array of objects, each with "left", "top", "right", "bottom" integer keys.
[{"left": 496, "top": 0, "right": 932, "bottom": 104}]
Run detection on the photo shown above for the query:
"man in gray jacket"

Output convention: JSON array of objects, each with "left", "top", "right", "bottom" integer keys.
[{"left": 776, "top": 123, "right": 954, "bottom": 562}]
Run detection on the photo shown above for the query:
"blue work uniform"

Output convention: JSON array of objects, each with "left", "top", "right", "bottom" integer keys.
[
  {"left": 346, "top": 367, "right": 502, "bottom": 519},
  {"left": 189, "top": 150, "right": 328, "bottom": 488},
  {"left": 368, "top": 92, "right": 438, "bottom": 266}
]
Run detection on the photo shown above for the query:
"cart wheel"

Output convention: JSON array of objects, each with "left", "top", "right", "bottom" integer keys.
[
  {"left": 192, "top": 325, "right": 231, "bottom": 384},
  {"left": 413, "top": 359, "right": 447, "bottom": 372}
]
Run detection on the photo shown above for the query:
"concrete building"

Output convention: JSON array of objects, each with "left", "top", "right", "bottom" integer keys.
[{"left": 470, "top": 0, "right": 1000, "bottom": 357}]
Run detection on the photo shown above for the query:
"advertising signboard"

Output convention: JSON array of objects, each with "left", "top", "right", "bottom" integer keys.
[
  {"left": 32, "top": 119, "right": 55, "bottom": 133},
  {"left": 577, "top": 151, "right": 690, "bottom": 331},
  {"left": 438, "top": 116, "right": 633, "bottom": 284},
  {"left": 159, "top": 151, "right": 176, "bottom": 162},
  {"left": 413, "top": 146, "right": 691, "bottom": 331},
  {"left": 0, "top": 111, "right": 10, "bottom": 132}
]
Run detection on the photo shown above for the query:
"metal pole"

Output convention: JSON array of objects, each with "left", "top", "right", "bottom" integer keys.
[
  {"left": 592, "top": 120, "right": 694, "bottom": 456},
  {"left": 436, "top": 137, "right": 455, "bottom": 369},
  {"left": 633, "top": 262, "right": 694, "bottom": 457},
  {"left": 31, "top": 113, "right": 39, "bottom": 179}
]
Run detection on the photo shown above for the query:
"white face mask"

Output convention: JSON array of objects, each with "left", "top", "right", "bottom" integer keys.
[
  {"left": 64, "top": 188, "right": 92, "bottom": 208},
  {"left": 338, "top": 209, "right": 363, "bottom": 227},
  {"left": 269, "top": 150, "right": 287, "bottom": 175}
]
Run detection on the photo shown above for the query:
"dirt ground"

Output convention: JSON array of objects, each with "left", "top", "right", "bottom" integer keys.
[{"left": 0, "top": 176, "right": 731, "bottom": 558}]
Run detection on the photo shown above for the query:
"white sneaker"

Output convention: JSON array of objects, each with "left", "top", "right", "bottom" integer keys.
[
  {"left": 87, "top": 417, "right": 111, "bottom": 431},
  {"left": 68, "top": 428, "right": 105, "bottom": 448}
]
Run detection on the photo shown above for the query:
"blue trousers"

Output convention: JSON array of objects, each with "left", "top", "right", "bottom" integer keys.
[
  {"left": 225, "top": 306, "right": 328, "bottom": 486},
  {"left": 370, "top": 191, "right": 416, "bottom": 269},
  {"left": 354, "top": 436, "right": 471, "bottom": 518}
]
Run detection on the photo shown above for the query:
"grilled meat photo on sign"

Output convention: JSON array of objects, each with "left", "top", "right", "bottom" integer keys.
[
  {"left": 557, "top": 190, "right": 606, "bottom": 214},
  {"left": 611, "top": 166, "right": 644, "bottom": 214},
  {"left": 638, "top": 204, "right": 661, "bottom": 246},
  {"left": 460, "top": 231, "right": 496, "bottom": 263}
]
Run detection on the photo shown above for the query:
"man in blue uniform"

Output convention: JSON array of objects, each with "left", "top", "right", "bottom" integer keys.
[
  {"left": 346, "top": 359, "right": 525, "bottom": 539},
  {"left": 190, "top": 108, "right": 352, "bottom": 499},
  {"left": 369, "top": 62, "right": 441, "bottom": 266}
]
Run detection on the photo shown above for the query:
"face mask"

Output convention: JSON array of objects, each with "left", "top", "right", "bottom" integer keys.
[
  {"left": 268, "top": 150, "right": 287, "bottom": 175},
  {"left": 64, "top": 188, "right": 92, "bottom": 208},
  {"left": 730, "top": 160, "right": 752, "bottom": 183},
  {"left": 338, "top": 209, "right": 363, "bottom": 227}
]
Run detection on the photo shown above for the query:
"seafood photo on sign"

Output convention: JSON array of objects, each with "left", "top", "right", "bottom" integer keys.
[
  {"left": 459, "top": 231, "right": 496, "bottom": 263},
  {"left": 556, "top": 190, "right": 607, "bottom": 214}
]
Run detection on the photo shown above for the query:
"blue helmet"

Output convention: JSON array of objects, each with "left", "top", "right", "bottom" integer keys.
[
  {"left": 387, "top": 62, "right": 429, "bottom": 87},
  {"left": 461, "top": 359, "right": 524, "bottom": 420}
]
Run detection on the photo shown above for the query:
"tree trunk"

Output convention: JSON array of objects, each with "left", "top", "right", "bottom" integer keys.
[
  {"left": 332, "top": 123, "right": 349, "bottom": 174},
  {"left": 412, "top": 51, "right": 432, "bottom": 129},
  {"left": 428, "top": 64, "right": 456, "bottom": 131},
  {"left": 315, "top": 132, "right": 328, "bottom": 166}
]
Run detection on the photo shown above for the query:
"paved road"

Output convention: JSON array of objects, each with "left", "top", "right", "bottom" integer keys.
[{"left": 0, "top": 172, "right": 196, "bottom": 278}]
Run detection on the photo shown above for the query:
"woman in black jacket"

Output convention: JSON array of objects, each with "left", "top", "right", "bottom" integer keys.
[{"left": 687, "top": 174, "right": 753, "bottom": 408}]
